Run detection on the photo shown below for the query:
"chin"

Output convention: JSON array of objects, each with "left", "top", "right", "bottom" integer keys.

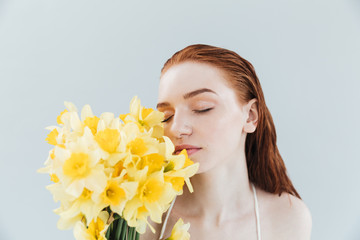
[{"left": 193, "top": 163, "right": 214, "bottom": 174}]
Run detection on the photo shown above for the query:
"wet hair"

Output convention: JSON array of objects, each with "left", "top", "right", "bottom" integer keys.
[{"left": 161, "top": 44, "right": 301, "bottom": 199}]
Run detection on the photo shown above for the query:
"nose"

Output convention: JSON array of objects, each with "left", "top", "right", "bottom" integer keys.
[{"left": 167, "top": 111, "right": 192, "bottom": 139}]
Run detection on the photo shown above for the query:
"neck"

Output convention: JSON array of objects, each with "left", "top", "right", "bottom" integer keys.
[{"left": 172, "top": 147, "right": 254, "bottom": 226}]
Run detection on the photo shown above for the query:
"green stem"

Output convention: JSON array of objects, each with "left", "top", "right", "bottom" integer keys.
[
  {"left": 135, "top": 231, "right": 140, "bottom": 240},
  {"left": 106, "top": 225, "right": 111, "bottom": 240},
  {"left": 113, "top": 219, "right": 119, "bottom": 240},
  {"left": 121, "top": 218, "right": 128, "bottom": 240},
  {"left": 128, "top": 227, "right": 134, "bottom": 240},
  {"left": 108, "top": 221, "right": 115, "bottom": 240},
  {"left": 115, "top": 218, "right": 124, "bottom": 240},
  {"left": 105, "top": 217, "right": 130, "bottom": 240}
]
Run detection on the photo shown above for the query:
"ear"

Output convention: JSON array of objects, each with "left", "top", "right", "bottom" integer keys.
[{"left": 243, "top": 98, "right": 258, "bottom": 133}]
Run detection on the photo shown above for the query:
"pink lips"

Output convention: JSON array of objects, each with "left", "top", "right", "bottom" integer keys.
[{"left": 174, "top": 144, "right": 202, "bottom": 156}]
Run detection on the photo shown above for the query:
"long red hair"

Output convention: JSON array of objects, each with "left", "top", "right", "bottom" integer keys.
[{"left": 161, "top": 44, "right": 301, "bottom": 199}]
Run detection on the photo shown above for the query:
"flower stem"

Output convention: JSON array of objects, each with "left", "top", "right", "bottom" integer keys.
[
  {"left": 106, "top": 226, "right": 111, "bottom": 240},
  {"left": 121, "top": 218, "right": 128, "bottom": 240},
  {"left": 115, "top": 218, "right": 124, "bottom": 240},
  {"left": 128, "top": 227, "right": 134, "bottom": 240},
  {"left": 135, "top": 231, "right": 140, "bottom": 240}
]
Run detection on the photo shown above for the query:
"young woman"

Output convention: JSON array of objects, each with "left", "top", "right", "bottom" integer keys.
[{"left": 144, "top": 44, "right": 312, "bottom": 240}]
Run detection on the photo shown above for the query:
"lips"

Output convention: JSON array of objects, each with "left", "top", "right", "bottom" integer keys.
[{"left": 174, "top": 144, "right": 202, "bottom": 156}]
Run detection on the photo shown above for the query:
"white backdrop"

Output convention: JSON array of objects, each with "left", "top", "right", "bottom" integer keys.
[{"left": 0, "top": 1, "right": 359, "bottom": 239}]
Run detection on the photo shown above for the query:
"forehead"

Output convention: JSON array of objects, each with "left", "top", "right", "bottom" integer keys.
[{"left": 158, "top": 62, "right": 232, "bottom": 101}]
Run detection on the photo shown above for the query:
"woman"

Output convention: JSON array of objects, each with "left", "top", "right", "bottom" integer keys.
[{"left": 144, "top": 44, "right": 312, "bottom": 239}]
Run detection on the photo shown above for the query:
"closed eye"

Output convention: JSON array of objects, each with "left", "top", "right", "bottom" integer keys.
[
  {"left": 193, "top": 108, "right": 213, "bottom": 113},
  {"left": 161, "top": 108, "right": 213, "bottom": 123},
  {"left": 161, "top": 115, "right": 173, "bottom": 123}
]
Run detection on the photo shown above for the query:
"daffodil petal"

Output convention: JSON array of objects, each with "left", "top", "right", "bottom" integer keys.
[{"left": 80, "top": 104, "right": 94, "bottom": 121}]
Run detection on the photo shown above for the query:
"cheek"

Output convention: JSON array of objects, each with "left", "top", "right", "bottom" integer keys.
[
  {"left": 163, "top": 126, "right": 174, "bottom": 141},
  {"left": 204, "top": 113, "right": 244, "bottom": 146}
]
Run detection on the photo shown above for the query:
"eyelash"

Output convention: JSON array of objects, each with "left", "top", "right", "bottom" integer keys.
[
  {"left": 161, "top": 108, "right": 213, "bottom": 123},
  {"left": 194, "top": 108, "right": 213, "bottom": 113}
]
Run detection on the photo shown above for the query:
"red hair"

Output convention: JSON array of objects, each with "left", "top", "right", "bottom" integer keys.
[{"left": 161, "top": 44, "right": 301, "bottom": 199}]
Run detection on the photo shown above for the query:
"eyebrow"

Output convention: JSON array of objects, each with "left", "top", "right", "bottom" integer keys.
[{"left": 156, "top": 88, "right": 217, "bottom": 109}]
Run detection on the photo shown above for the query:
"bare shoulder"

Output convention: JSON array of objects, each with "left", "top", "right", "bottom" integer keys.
[{"left": 257, "top": 187, "right": 312, "bottom": 240}]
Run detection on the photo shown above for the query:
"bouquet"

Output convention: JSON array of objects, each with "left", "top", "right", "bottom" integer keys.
[{"left": 38, "top": 96, "right": 199, "bottom": 240}]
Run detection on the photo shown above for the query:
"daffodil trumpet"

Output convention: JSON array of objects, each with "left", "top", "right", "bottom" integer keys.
[{"left": 39, "top": 96, "right": 199, "bottom": 240}]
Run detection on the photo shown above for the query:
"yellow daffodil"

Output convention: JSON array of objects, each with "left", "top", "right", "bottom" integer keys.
[
  {"left": 61, "top": 102, "right": 82, "bottom": 133},
  {"left": 164, "top": 176, "right": 185, "bottom": 192},
  {"left": 44, "top": 125, "right": 69, "bottom": 148},
  {"left": 164, "top": 159, "right": 199, "bottom": 194},
  {"left": 123, "top": 168, "right": 176, "bottom": 229},
  {"left": 120, "top": 96, "right": 164, "bottom": 132},
  {"left": 166, "top": 218, "right": 190, "bottom": 240},
  {"left": 57, "top": 210, "right": 84, "bottom": 230},
  {"left": 52, "top": 128, "right": 108, "bottom": 197},
  {"left": 60, "top": 102, "right": 101, "bottom": 137},
  {"left": 80, "top": 104, "right": 99, "bottom": 135},
  {"left": 46, "top": 182, "right": 75, "bottom": 206},
  {"left": 118, "top": 122, "right": 160, "bottom": 157},
  {"left": 57, "top": 109, "right": 68, "bottom": 125},
  {"left": 95, "top": 128, "right": 120, "bottom": 153},
  {"left": 97, "top": 112, "right": 122, "bottom": 131},
  {"left": 162, "top": 138, "right": 199, "bottom": 193},
  {"left": 92, "top": 177, "right": 138, "bottom": 216},
  {"left": 40, "top": 97, "right": 199, "bottom": 239},
  {"left": 46, "top": 177, "right": 102, "bottom": 227},
  {"left": 74, "top": 211, "right": 109, "bottom": 240},
  {"left": 138, "top": 153, "right": 164, "bottom": 174},
  {"left": 45, "top": 128, "right": 59, "bottom": 145},
  {"left": 57, "top": 187, "right": 104, "bottom": 225},
  {"left": 80, "top": 104, "right": 100, "bottom": 136}
]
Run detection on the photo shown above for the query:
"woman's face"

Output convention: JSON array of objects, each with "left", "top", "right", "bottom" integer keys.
[{"left": 157, "top": 62, "right": 252, "bottom": 173}]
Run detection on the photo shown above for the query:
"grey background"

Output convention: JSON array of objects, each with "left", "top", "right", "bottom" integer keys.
[{"left": 0, "top": 0, "right": 359, "bottom": 239}]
